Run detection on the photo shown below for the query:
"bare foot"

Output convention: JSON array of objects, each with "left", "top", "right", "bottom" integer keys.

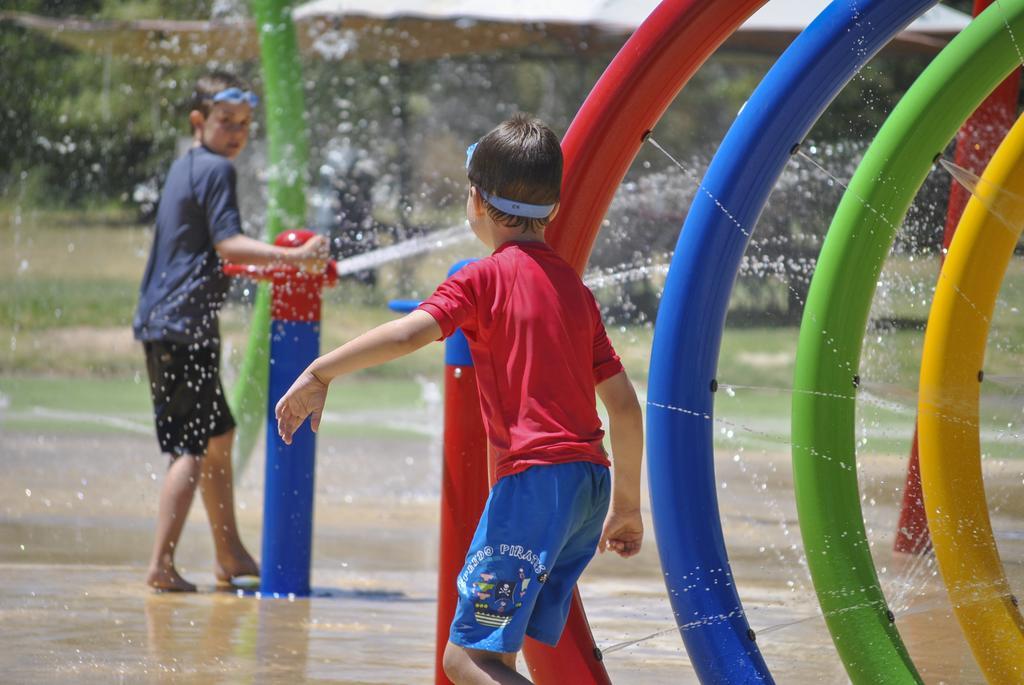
[
  {"left": 215, "top": 549, "right": 260, "bottom": 585},
  {"left": 147, "top": 565, "right": 197, "bottom": 592}
]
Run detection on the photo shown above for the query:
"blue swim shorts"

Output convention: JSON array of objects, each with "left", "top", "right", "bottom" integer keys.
[{"left": 449, "top": 461, "right": 611, "bottom": 653}]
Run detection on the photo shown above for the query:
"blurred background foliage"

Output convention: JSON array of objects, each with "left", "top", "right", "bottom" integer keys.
[
  {"left": 0, "top": 1, "right": 982, "bottom": 326},
  {"left": 2, "top": 1, "right": 957, "bottom": 210}
]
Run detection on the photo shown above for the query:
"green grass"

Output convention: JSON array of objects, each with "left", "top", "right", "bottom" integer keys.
[
  {"left": 878, "top": 253, "right": 1024, "bottom": 329},
  {"left": 5, "top": 359, "right": 1018, "bottom": 457},
  {"left": 0, "top": 374, "right": 433, "bottom": 439},
  {"left": 1, "top": 279, "right": 138, "bottom": 330},
  {"left": 2, "top": 209, "right": 1021, "bottom": 457},
  {"left": 0, "top": 376, "right": 149, "bottom": 414}
]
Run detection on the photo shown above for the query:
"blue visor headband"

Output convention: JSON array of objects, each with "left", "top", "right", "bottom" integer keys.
[
  {"left": 212, "top": 87, "right": 259, "bottom": 108},
  {"left": 465, "top": 143, "right": 556, "bottom": 220}
]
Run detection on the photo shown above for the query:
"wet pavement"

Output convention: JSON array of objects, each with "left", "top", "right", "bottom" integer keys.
[{"left": 2, "top": 431, "right": 1020, "bottom": 683}]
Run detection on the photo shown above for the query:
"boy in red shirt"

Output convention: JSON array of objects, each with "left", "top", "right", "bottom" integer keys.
[{"left": 276, "top": 114, "right": 643, "bottom": 684}]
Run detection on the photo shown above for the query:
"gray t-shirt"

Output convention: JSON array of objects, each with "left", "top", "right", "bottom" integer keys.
[{"left": 133, "top": 146, "right": 243, "bottom": 346}]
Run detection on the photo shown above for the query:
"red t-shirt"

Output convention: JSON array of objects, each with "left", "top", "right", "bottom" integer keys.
[{"left": 417, "top": 240, "right": 624, "bottom": 480}]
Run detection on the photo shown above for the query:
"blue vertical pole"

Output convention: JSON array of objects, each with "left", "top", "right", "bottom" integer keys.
[
  {"left": 262, "top": 319, "right": 320, "bottom": 596},
  {"left": 258, "top": 230, "right": 330, "bottom": 597}
]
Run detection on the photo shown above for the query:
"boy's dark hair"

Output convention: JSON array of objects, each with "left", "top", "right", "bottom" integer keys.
[
  {"left": 188, "top": 71, "right": 249, "bottom": 129},
  {"left": 467, "top": 114, "right": 562, "bottom": 232}
]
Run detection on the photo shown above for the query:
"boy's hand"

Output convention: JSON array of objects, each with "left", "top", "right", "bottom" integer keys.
[
  {"left": 598, "top": 508, "right": 643, "bottom": 558},
  {"left": 293, "top": 234, "right": 329, "bottom": 273},
  {"left": 275, "top": 369, "right": 329, "bottom": 444}
]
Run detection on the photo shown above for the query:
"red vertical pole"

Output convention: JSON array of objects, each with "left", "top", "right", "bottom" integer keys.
[
  {"left": 434, "top": 363, "right": 490, "bottom": 683},
  {"left": 895, "top": 427, "right": 929, "bottom": 554},
  {"left": 894, "top": 0, "right": 1021, "bottom": 555},
  {"left": 430, "top": 262, "right": 492, "bottom": 684},
  {"left": 391, "top": 260, "right": 491, "bottom": 685}
]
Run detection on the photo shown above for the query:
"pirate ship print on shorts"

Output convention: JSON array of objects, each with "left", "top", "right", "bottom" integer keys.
[{"left": 460, "top": 544, "right": 548, "bottom": 627}]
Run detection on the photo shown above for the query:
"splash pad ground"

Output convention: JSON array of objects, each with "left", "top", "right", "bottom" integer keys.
[{"left": 2, "top": 426, "right": 1019, "bottom": 683}]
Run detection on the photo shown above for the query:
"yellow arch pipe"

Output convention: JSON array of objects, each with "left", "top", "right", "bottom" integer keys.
[{"left": 918, "top": 111, "right": 1024, "bottom": 682}]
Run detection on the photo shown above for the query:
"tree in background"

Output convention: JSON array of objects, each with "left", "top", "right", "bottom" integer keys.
[{"left": 0, "top": 1, "right": 216, "bottom": 211}]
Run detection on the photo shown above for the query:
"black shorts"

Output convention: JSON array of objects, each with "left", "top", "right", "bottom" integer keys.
[{"left": 143, "top": 340, "right": 236, "bottom": 458}]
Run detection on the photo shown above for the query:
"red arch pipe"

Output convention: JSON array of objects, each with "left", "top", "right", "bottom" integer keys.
[
  {"left": 526, "top": 1, "right": 770, "bottom": 681},
  {"left": 548, "top": 0, "right": 769, "bottom": 272}
]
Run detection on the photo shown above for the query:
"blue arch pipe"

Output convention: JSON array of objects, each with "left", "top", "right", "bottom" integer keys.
[
  {"left": 262, "top": 319, "right": 321, "bottom": 597},
  {"left": 645, "top": 1, "right": 937, "bottom": 681}
]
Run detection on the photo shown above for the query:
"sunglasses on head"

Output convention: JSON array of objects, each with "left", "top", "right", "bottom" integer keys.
[{"left": 211, "top": 87, "right": 259, "bottom": 108}]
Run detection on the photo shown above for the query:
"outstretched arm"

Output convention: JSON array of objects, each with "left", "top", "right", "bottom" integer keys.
[
  {"left": 596, "top": 370, "right": 644, "bottom": 558},
  {"left": 275, "top": 309, "right": 442, "bottom": 443},
  {"left": 215, "top": 233, "right": 328, "bottom": 272}
]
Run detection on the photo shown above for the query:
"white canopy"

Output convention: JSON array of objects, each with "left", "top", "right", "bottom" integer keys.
[
  {"left": 0, "top": 1, "right": 973, "bottom": 64},
  {"left": 294, "top": 0, "right": 971, "bottom": 35},
  {"left": 744, "top": 0, "right": 969, "bottom": 33}
]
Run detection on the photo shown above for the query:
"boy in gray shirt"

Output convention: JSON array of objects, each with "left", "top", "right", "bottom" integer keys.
[{"left": 134, "top": 71, "right": 325, "bottom": 591}]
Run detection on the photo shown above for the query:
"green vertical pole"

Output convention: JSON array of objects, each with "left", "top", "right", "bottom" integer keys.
[{"left": 231, "top": 0, "right": 309, "bottom": 473}]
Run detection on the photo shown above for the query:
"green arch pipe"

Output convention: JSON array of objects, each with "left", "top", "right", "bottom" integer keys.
[
  {"left": 231, "top": 0, "right": 310, "bottom": 472},
  {"left": 791, "top": 1, "right": 1024, "bottom": 682}
]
